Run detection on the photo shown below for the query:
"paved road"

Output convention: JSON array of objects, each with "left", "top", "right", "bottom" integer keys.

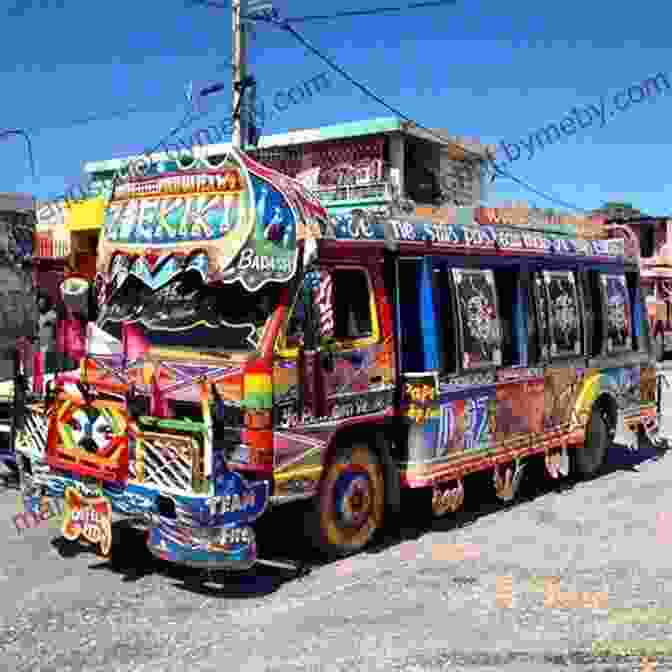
[{"left": 2, "top": 383, "right": 672, "bottom": 670}]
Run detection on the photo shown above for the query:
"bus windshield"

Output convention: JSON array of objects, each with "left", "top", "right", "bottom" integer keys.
[{"left": 96, "top": 270, "right": 284, "bottom": 352}]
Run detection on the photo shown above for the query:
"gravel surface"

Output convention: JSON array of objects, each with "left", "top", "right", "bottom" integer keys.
[{"left": 0, "top": 377, "right": 671, "bottom": 671}]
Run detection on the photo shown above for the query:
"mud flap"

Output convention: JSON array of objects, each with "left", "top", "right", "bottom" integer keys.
[
  {"left": 613, "top": 409, "right": 640, "bottom": 452},
  {"left": 376, "top": 432, "right": 401, "bottom": 517}
]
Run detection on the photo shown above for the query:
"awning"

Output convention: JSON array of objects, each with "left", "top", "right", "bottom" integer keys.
[{"left": 64, "top": 198, "right": 106, "bottom": 232}]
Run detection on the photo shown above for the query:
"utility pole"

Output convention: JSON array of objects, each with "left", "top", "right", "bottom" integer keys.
[{"left": 231, "top": 0, "right": 248, "bottom": 148}]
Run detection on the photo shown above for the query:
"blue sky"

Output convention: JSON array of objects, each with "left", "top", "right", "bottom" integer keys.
[{"left": 1, "top": 0, "right": 670, "bottom": 215}]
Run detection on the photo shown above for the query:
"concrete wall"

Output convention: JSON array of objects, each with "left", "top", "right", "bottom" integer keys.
[{"left": 388, "top": 133, "right": 405, "bottom": 197}]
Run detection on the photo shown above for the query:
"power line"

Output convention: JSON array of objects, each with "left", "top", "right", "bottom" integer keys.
[
  {"left": 186, "top": 0, "right": 228, "bottom": 8},
  {"left": 272, "top": 21, "right": 491, "bottom": 166},
  {"left": 264, "top": 18, "right": 591, "bottom": 213},
  {"left": 279, "top": 0, "right": 457, "bottom": 25},
  {"left": 503, "top": 173, "right": 590, "bottom": 214},
  {"left": 23, "top": 104, "right": 145, "bottom": 136},
  {"left": 190, "top": 0, "right": 458, "bottom": 23}
]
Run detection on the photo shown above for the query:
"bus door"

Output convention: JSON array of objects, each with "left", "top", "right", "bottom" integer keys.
[
  {"left": 277, "top": 264, "right": 388, "bottom": 429},
  {"left": 311, "top": 265, "right": 389, "bottom": 422},
  {"left": 395, "top": 257, "right": 441, "bottom": 468}
]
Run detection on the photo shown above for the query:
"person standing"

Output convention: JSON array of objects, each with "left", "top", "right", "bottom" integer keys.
[{"left": 37, "top": 292, "right": 58, "bottom": 374}]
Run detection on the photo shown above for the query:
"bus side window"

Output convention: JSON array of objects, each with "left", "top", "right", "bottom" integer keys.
[
  {"left": 453, "top": 268, "right": 502, "bottom": 370},
  {"left": 332, "top": 268, "right": 373, "bottom": 342},
  {"left": 580, "top": 270, "right": 604, "bottom": 357},
  {"left": 601, "top": 273, "right": 633, "bottom": 354},
  {"left": 433, "top": 266, "right": 458, "bottom": 374},
  {"left": 532, "top": 271, "right": 550, "bottom": 361},
  {"left": 493, "top": 268, "right": 521, "bottom": 366},
  {"left": 523, "top": 273, "right": 541, "bottom": 365},
  {"left": 545, "top": 270, "right": 583, "bottom": 358},
  {"left": 626, "top": 270, "right": 647, "bottom": 352}
]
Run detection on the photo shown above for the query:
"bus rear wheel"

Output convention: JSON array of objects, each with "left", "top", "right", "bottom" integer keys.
[
  {"left": 574, "top": 405, "right": 611, "bottom": 477},
  {"left": 307, "top": 442, "right": 386, "bottom": 559}
]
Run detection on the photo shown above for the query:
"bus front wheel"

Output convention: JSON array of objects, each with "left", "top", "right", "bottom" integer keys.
[{"left": 307, "top": 441, "right": 386, "bottom": 559}]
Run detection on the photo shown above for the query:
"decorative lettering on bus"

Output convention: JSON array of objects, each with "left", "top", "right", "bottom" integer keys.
[
  {"left": 496, "top": 228, "right": 524, "bottom": 251},
  {"left": 237, "top": 249, "right": 292, "bottom": 273},
  {"left": 113, "top": 171, "right": 243, "bottom": 199},
  {"left": 429, "top": 223, "right": 462, "bottom": 245},
  {"left": 405, "top": 382, "right": 436, "bottom": 403},
  {"left": 104, "top": 194, "right": 241, "bottom": 244}
]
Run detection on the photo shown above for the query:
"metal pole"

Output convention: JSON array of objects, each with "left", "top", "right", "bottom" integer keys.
[{"left": 231, "top": 0, "right": 248, "bottom": 148}]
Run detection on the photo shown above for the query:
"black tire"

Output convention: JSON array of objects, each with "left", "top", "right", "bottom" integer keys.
[
  {"left": 656, "top": 333, "right": 665, "bottom": 362},
  {"left": 574, "top": 405, "right": 610, "bottom": 477},
  {"left": 306, "top": 441, "right": 386, "bottom": 559}
]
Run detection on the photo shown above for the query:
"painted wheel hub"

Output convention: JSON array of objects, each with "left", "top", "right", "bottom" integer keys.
[{"left": 333, "top": 471, "right": 372, "bottom": 528}]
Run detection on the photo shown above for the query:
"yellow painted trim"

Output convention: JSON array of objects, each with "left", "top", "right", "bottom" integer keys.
[
  {"left": 273, "top": 466, "right": 323, "bottom": 482},
  {"left": 275, "top": 287, "right": 303, "bottom": 359},
  {"left": 572, "top": 374, "right": 603, "bottom": 426}
]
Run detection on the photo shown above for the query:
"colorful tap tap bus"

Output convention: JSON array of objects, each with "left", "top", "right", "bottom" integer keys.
[{"left": 14, "top": 149, "right": 660, "bottom": 570}]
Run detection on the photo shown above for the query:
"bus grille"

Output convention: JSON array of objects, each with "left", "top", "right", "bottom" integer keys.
[
  {"left": 131, "top": 432, "right": 204, "bottom": 493},
  {"left": 15, "top": 407, "right": 49, "bottom": 460}
]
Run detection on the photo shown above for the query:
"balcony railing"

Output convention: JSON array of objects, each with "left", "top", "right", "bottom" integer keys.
[{"left": 315, "top": 181, "right": 396, "bottom": 204}]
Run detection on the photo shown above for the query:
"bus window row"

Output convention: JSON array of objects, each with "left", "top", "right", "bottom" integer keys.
[{"left": 397, "top": 259, "right": 648, "bottom": 375}]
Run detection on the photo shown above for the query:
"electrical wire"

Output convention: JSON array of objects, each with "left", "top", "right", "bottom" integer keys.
[
  {"left": 187, "top": 0, "right": 228, "bottom": 8},
  {"left": 275, "top": 21, "right": 493, "bottom": 166},
  {"left": 23, "top": 104, "right": 145, "bottom": 136},
  {"left": 276, "top": 0, "right": 457, "bottom": 25},
  {"left": 265, "top": 18, "right": 592, "bottom": 213}
]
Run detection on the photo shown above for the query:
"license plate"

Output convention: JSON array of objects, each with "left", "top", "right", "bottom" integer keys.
[{"left": 62, "top": 486, "right": 113, "bottom": 556}]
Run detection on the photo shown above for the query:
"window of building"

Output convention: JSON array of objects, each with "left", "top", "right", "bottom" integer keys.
[
  {"left": 453, "top": 268, "right": 502, "bottom": 370},
  {"left": 543, "top": 270, "right": 582, "bottom": 358},
  {"left": 332, "top": 268, "right": 373, "bottom": 342},
  {"left": 601, "top": 273, "right": 633, "bottom": 354}
]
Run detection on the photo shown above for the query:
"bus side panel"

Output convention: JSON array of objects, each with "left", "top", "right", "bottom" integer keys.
[
  {"left": 572, "top": 368, "right": 631, "bottom": 433},
  {"left": 493, "top": 373, "right": 544, "bottom": 453},
  {"left": 543, "top": 365, "right": 593, "bottom": 442}
]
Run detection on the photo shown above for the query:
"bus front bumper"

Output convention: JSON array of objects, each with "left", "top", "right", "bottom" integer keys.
[{"left": 146, "top": 521, "right": 257, "bottom": 570}]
